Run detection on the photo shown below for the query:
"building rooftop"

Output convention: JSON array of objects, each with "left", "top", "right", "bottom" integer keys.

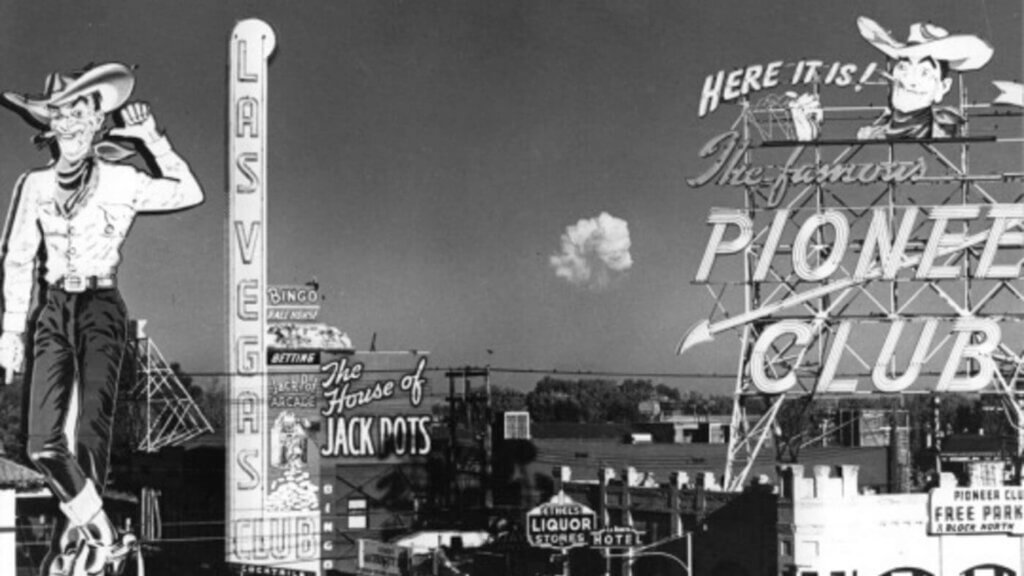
[
  {"left": 0, "top": 456, "right": 45, "bottom": 491},
  {"left": 940, "top": 434, "right": 1005, "bottom": 458},
  {"left": 531, "top": 438, "right": 890, "bottom": 488},
  {"left": 531, "top": 422, "right": 632, "bottom": 440}
]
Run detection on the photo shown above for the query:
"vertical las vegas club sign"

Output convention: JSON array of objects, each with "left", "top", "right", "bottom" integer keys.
[{"left": 227, "top": 19, "right": 321, "bottom": 575}]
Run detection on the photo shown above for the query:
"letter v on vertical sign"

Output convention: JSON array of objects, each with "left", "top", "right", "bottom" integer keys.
[{"left": 234, "top": 221, "right": 261, "bottom": 265}]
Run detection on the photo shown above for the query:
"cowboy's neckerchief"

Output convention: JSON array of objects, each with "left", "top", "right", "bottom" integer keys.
[{"left": 859, "top": 105, "right": 966, "bottom": 140}]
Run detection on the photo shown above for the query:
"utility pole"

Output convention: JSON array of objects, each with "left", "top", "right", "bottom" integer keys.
[
  {"left": 445, "top": 367, "right": 493, "bottom": 522},
  {"left": 447, "top": 371, "right": 459, "bottom": 515},
  {"left": 483, "top": 367, "right": 493, "bottom": 509}
]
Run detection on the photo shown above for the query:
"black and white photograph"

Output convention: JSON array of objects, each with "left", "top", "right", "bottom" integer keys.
[{"left": 0, "top": 1, "right": 1021, "bottom": 575}]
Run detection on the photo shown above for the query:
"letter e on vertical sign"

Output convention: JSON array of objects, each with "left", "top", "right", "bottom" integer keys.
[{"left": 228, "top": 18, "right": 275, "bottom": 570}]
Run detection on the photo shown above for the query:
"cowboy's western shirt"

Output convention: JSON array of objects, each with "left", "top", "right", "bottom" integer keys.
[{"left": 2, "top": 135, "right": 203, "bottom": 333}]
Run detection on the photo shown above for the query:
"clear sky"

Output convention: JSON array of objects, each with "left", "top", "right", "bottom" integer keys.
[{"left": 0, "top": 0, "right": 1020, "bottom": 393}]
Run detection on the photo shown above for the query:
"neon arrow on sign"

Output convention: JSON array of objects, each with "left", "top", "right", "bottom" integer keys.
[{"left": 678, "top": 212, "right": 1022, "bottom": 355}]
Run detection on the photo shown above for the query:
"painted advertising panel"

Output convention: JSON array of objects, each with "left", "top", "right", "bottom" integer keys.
[
  {"left": 930, "top": 487, "right": 1024, "bottom": 535},
  {"left": 929, "top": 483, "right": 1024, "bottom": 532},
  {"left": 319, "top": 351, "right": 432, "bottom": 464},
  {"left": 356, "top": 539, "right": 410, "bottom": 576},
  {"left": 265, "top": 350, "right": 432, "bottom": 575},
  {"left": 233, "top": 344, "right": 432, "bottom": 576}
]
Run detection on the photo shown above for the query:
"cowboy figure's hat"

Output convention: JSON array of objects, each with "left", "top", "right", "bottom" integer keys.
[
  {"left": 3, "top": 63, "right": 134, "bottom": 126},
  {"left": 857, "top": 16, "right": 993, "bottom": 72}
]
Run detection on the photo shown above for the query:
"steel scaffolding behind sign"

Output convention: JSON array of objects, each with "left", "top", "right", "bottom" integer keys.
[{"left": 678, "top": 22, "right": 1024, "bottom": 490}]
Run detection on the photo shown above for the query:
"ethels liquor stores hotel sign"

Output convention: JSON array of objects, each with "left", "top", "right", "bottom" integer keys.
[{"left": 526, "top": 493, "right": 598, "bottom": 550}]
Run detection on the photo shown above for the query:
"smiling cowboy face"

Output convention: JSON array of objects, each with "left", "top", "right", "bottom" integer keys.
[
  {"left": 890, "top": 56, "right": 953, "bottom": 114},
  {"left": 47, "top": 96, "right": 104, "bottom": 165}
]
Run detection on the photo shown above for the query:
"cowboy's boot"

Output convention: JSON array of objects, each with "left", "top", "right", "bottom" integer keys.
[
  {"left": 42, "top": 516, "right": 86, "bottom": 575},
  {"left": 57, "top": 481, "right": 120, "bottom": 575},
  {"left": 79, "top": 515, "right": 142, "bottom": 575}
]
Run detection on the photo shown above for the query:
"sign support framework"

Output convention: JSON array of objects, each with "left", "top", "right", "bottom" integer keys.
[{"left": 691, "top": 83, "right": 1024, "bottom": 492}]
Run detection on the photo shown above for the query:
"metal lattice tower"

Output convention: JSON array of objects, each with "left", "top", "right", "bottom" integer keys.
[{"left": 129, "top": 319, "right": 214, "bottom": 452}]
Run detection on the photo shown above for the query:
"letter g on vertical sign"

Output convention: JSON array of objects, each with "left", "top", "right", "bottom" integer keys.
[{"left": 237, "top": 336, "right": 261, "bottom": 374}]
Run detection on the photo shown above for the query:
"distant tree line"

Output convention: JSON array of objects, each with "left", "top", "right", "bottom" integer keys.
[
  {"left": 477, "top": 376, "right": 1013, "bottom": 450},
  {"left": 0, "top": 367, "right": 1011, "bottom": 468},
  {"left": 474, "top": 376, "right": 733, "bottom": 424}
]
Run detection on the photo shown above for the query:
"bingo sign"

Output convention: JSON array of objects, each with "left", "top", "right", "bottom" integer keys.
[
  {"left": 269, "top": 285, "right": 321, "bottom": 322},
  {"left": 526, "top": 493, "right": 598, "bottom": 550}
]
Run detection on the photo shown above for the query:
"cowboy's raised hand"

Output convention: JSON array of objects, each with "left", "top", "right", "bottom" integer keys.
[
  {"left": 786, "top": 92, "right": 823, "bottom": 142},
  {"left": 109, "top": 102, "right": 161, "bottom": 144},
  {"left": 0, "top": 331, "right": 24, "bottom": 383}
]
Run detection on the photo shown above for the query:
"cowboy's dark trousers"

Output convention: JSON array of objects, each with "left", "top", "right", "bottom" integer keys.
[{"left": 26, "top": 287, "right": 128, "bottom": 501}]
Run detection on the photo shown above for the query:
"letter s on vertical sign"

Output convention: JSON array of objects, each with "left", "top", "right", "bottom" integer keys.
[
  {"left": 236, "top": 153, "right": 260, "bottom": 194},
  {"left": 237, "top": 449, "right": 261, "bottom": 490}
]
